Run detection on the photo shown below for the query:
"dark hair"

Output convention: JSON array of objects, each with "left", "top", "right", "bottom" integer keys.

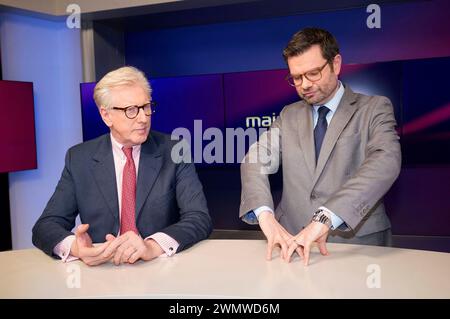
[{"left": 283, "top": 27, "right": 339, "bottom": 63}]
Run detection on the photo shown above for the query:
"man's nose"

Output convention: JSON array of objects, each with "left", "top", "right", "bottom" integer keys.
[{"left": 301, "top": 77, "right": 313, "bottom": 90}]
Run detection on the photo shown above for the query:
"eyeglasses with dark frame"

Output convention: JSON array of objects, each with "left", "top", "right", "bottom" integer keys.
[
  {"left": 285, "top": 61, "right": 330, "bottom": 87},
  {"left": 112, "top": 101, "right": 157, "bottom": 119}
]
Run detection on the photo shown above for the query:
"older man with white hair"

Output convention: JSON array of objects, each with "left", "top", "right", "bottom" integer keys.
[{"left": 33, "top": 66, "right": 212, "bottom": 266}]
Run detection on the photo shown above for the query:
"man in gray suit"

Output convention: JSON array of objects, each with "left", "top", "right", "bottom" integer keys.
[
  {"left": 33, "top": 66, "right": 212, "bottom": 266},
  {"left": 240, "top": 28, "right": 401, "bottom": 265}
]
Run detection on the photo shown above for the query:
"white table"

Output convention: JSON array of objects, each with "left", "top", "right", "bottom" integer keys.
[{"left": 0, "top": 240, "right": 449, "bottom": 298}]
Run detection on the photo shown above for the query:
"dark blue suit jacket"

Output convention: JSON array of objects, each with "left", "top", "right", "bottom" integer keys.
[{"left": 32, "top": 131, "right": 212, "bottom": 257}]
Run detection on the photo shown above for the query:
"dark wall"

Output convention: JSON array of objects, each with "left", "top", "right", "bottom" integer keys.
[
  {"left": 93, "top": 20, "right": 125, "bottom": 81},
  {"left": 0, "top": 174, "right": 12, "bottom": 251},
  {"left": 125, "top": 0, "right": 450, "bottom": 77}
]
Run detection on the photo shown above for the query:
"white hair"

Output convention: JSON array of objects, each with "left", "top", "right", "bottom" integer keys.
[{"left": 93, "top": 66, "right": 152, "bottom": 110}]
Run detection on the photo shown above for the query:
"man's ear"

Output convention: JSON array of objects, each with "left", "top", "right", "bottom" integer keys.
[
  {"left": 332, "top": 54, "right": 342, "bottom": 76},
  {"left": 99, "top": 107, "right": 113, "bottom": 128}
]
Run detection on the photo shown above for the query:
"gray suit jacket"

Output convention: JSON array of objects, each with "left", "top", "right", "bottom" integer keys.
[
  {"left": 33, "top": 131, "right": 212, "bottom": 257},
  {"left": 240, "top": 85, "right": 401, "bottom": 241}
]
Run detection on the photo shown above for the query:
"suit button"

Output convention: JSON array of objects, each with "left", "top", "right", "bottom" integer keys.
[{"left": 311, "top": 193, "right": 317, "bottom": 200}]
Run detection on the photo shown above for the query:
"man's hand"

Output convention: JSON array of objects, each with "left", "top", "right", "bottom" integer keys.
[
  {"left": 258, "top": 211, "right": 295, "bottom": 260},
  {"left": 102, "top": 231, "right": 164, "bottom": 265},
  {"left": 286, "top": 221, "right": 330, "bottom": 266},
  {"left": 70, "top": 224, "right": 114, "bottom": 266}
]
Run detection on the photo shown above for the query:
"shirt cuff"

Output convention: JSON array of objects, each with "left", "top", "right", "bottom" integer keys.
[
  {"left": 253, "top": 206, "right": 274, "bottom": 219},
  {"left": 146, "top": 232, "right": 179, "bottom": 257},
  {"left": 319, "top": 206, "right": 344, "bottom": 230},
  {"left": 53, "top": 235, "right": 79, "bottom": 262}
]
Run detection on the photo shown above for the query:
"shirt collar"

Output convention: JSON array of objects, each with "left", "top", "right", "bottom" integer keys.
[
  {"left": 110, "top": 133, "right": 141, "bottom": 160},
  {"left": 313, "top": 80, "right": 345, "bottom": 114}
]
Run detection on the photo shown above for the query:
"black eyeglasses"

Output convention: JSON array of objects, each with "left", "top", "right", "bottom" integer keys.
[
  {"left": 285, "top": 61, "right": 330, "bottom": 87},
  {"left": 112, "top": 101, "right": 156, "bottom": 119}
]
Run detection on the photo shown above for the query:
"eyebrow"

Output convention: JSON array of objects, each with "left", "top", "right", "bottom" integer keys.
[
  {"left": 290, "top": 65, "right": 322, "bottom": 76},
  {"left": 290, "top": 60, "right": 329, "bottom": 76},
  {"left": 123, "top": 101, "right": 151, "bottom": 108}
]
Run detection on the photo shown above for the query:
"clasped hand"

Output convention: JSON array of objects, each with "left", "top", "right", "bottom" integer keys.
[{"left": 70, "top": 224, "right": 161, "bottom": 266}]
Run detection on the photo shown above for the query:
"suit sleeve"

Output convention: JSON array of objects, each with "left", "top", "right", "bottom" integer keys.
[
  {"left": 160, "top": 143, "right": 212, "bottom": 252},
  {"left": 239, "top": 113, "right": 283, "bottom": 224},
  {"left": 32, "top": 149, "right": 78, "bottom": 257},
  {"left": 324, "top": 97, "right": 401, "bottom": 231}
]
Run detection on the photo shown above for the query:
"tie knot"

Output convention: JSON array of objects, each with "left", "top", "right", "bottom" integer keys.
[
  {"left": 318, "top": 106, "right": 330, "bottom": 119},
  {"left": 122, "top": 146, "right": 133, "bottom": 160}
]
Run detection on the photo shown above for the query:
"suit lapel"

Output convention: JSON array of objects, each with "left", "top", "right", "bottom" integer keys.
[
  {"left": 297, "top": 102, "right": 316, "bottom": 178},
  {"left": 91, "top": 135, "right": 119, "bottom": 221},
  {"left": 313, "top": 87, "right": 358, "bottom": 186},
  {"left": 135, "top": 134, "right": 163, "bottom": 220}
]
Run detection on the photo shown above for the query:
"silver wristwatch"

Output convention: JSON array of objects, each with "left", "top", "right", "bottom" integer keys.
[{"left": 311, "top": 209, "right": 332, "bottom": 229}]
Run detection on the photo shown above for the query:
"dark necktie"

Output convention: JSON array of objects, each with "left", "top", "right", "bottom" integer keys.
[
  {"left": 314, "top": 106, "right": 330, "bottom": 163},
  {"left": 120, "top": 146, "right": 138, "bottom": 235}
]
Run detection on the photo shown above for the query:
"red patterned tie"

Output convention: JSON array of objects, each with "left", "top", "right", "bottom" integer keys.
[{"left": 120, "top": 146, "right": 139, "bottom": 234}]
